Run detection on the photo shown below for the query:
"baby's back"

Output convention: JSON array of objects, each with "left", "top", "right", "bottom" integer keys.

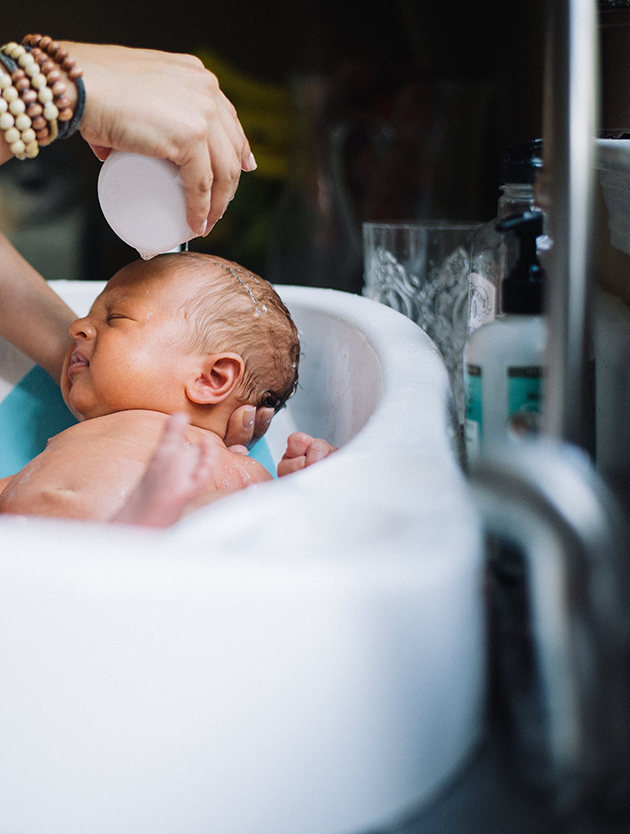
[{"left": 0, "top": 411, "right": 271, "bottom": 521}]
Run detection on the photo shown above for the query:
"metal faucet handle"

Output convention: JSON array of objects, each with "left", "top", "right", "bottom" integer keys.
[{"left": 470, "top": 438, "right": 630, "bottom": 816}]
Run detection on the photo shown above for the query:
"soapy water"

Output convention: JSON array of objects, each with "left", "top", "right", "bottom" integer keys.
[{"left": 364, "top": 245, "right": 470, "bottom": 420}]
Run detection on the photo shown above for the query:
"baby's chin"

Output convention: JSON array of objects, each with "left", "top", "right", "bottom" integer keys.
[
  {"left": 61, "top": 388, "right": 106, "bottom": 423},
  {"left": 60, "top": 383, "right": 84, "bottom": 422},
  {"left": 64, "top": 397, "right": 87, "bottom": 422}
]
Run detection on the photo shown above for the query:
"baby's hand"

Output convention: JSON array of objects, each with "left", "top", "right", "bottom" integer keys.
[{"left": 277, "top": 432, "right": 338, "bottom": 477}]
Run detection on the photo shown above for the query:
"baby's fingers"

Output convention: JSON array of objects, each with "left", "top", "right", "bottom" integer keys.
[
  {"left": 305, "top": 438, "right": 338, "bottom": 466},
  {"left": 284, "top": 432, "right": 315, "bottom": 460},
  {"left": 191, "top": 436, "right": 219, "bottom": 489},
  {"left": 277, "top": 455, "right": 306, "bottom": 478},
  {"left": 278, "top": 434, "right": 338, "bottom": 477}
]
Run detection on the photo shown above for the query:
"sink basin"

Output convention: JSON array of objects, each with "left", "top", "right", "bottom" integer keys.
[{"left": 0, "top": 282, "right": 485, "bottom": 833}]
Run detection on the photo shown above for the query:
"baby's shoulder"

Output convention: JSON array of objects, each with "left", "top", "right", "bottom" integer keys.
[
  {"left": 49, "top": 410, "right": 167, "bottom": 461},
  {"left": 226, "top": 446, "right": 274, "bottom": 486},
  {"left": 191, "top": 427, "right": 274, "bottom": 490}
]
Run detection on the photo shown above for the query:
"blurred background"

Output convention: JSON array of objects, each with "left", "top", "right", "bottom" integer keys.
[{"left": 1, "top": 0, "right": 545, "bottom": 293}]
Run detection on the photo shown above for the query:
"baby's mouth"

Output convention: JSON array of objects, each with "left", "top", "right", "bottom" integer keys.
[{"left": 67, "top": 349, "right": 89, "bottom": 378}]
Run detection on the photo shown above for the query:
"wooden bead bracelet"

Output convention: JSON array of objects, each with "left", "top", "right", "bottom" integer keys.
[
  {"left": 22, "top": 34, "right": 82, "bottom": 122},
  {"left": 0, "top": 36, "right": 83, "bottom": 159},
  {"left": 1, "top": 42, "right": 58, "bottom": 146},
  {"left": 0, "top": 71, "right": 38, "bottom": 159}
]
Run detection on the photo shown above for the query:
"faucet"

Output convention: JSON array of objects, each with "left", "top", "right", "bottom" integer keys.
[
  {"left": 469, "top": 0, "right": 630, "bottom": 816},
  {"left": 472, "top": 439, "right": 630, "bottom": 815}
]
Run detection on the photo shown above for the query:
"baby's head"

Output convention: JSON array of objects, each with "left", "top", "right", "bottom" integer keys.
[
  {"left": 140, "top": 252, "right": 300, "bottom": 410},
  {"left": 61, "top": 252, "right": 300, "bottom": 429}
]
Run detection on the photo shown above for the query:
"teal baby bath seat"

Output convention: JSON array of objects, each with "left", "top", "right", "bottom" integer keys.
[{"left": 0, "top": 281, "right": 485, "bottom": 834}]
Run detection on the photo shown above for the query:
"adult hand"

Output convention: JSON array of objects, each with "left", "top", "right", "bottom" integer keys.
[
  {"left": 224, "top": 404, "right": 275, "bottom": 451},
  {"left": 63, "top": 41, "right": 256, "bottom": 237}
]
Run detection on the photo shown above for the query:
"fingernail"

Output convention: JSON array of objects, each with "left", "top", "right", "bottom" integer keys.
[
  {"left": 198, "top": 219, "right": 208, "bottom": 236},
  {"left": 244, "top": 151, "right": 257, "bottom": 171},
  {"left": 244, "top": 406, "right": 255, "bottom": 430}
]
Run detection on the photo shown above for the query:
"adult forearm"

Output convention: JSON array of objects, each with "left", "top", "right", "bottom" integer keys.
[
  {"left": 0, "top": 139, "right": 11, "bottom": 164},
  {"left": 0, "top": 232, "right": 75, "bottom": 383}
]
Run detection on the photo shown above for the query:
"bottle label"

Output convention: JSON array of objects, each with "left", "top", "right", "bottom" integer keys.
[
  {"left": 468, "top": 272, "right": 496, "bottom": 334},
  {"left": 464, "top": 363, "right": 482, "bottom": 455},
  {"left": 507, "top": 366, "right": 542, "bottom": 438}
]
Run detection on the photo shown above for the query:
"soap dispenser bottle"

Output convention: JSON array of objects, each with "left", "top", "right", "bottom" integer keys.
[
  {"left": 467, "top": 139, "right": 543, "bottom": 334},
  {"left": 464, "top": 211, "right": 546, "bottom": 458}
]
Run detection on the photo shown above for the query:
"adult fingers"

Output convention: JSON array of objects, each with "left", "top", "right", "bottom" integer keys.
[
  {"left": 223, "top": 404, "right": 256, "bottom": 449},
  {"left": 179, "top": 118, "right": 242, "bottom": 237},
  {"left": 226, "top": 444, "right": 249, "bottom": 456},
  {"left": 185, "top": 85, "right": 251, "bottom": 235},
  {"left": 250, "top": 408, "right": 274, "bottom": 448},
  {"left": 214, "top": 87, "right": 256, "bottom": 172},
  {"left": 88, "top": 144, "right": 112, "bottom": 161}
]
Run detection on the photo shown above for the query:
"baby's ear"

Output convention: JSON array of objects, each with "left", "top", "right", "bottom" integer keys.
[{"left": 186, "top": 353, "right": 244, "bottom": 405}]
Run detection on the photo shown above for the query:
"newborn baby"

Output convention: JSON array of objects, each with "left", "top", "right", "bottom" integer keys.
[{"left": 0, "top": 252, "right": 303, "bottom": 522}]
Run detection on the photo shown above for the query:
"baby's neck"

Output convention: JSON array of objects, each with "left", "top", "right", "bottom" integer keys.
[{"left": 184, "top": 400, "right": 240, "bottom": 445}]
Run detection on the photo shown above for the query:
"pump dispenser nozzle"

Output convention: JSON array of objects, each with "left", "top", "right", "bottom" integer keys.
[{"left": 496, "top": 211, "right": 545, "bottom": 315}]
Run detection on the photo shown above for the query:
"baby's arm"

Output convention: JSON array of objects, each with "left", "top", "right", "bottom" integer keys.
[{"left": 277, "top": 432, "right": 339, "bottom": 477}]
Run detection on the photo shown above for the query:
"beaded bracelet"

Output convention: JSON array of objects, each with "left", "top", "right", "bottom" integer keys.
[
  {"left": 0, "top": 36, "right": 84, "bottom": 159},
  {"left": 0, "top": 43, "right": 58, "bottom": 146},
  {"left": 0, "top": 50, "right": 50, "bottom": 144},
  {"left": 10, "top": 66, "right": 52, "bottom": 146},
  {"left": 0, "top": 70, "right": 38, "bottom": 159},
  {"left": 22, "top": 35, "right": 84, "bottom": 139}
]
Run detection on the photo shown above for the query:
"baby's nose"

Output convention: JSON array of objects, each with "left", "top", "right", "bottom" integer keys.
[{"left": 69, "top": 316, "right": 97, "bottom": 340}]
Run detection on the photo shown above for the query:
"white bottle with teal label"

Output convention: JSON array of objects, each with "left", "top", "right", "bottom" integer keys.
[{"left": 464, "top": 211, "right": 546, "bottom": 459}]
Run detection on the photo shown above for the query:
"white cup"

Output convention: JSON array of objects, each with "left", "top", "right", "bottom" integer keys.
[{"left": 97, "top": 151, "right": 194, "bottom": 259}]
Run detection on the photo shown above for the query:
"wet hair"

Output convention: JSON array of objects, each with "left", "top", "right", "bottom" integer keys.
[{"left": 134, "top": 252, "right": 300, "bottom": 410}]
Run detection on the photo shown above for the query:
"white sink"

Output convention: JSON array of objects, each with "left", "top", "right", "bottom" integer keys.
[{"left": 0, "top": 282, "right": 485, "bottom": 833}]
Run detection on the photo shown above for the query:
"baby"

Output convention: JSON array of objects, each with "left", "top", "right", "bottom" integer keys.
[{"left": 0, "top": 251, "right": 309, "bottom": 522}]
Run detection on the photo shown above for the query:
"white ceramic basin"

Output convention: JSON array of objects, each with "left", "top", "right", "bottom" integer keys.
[{"left": 0, "top": 281, "right": 485, "bottom": 834}]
